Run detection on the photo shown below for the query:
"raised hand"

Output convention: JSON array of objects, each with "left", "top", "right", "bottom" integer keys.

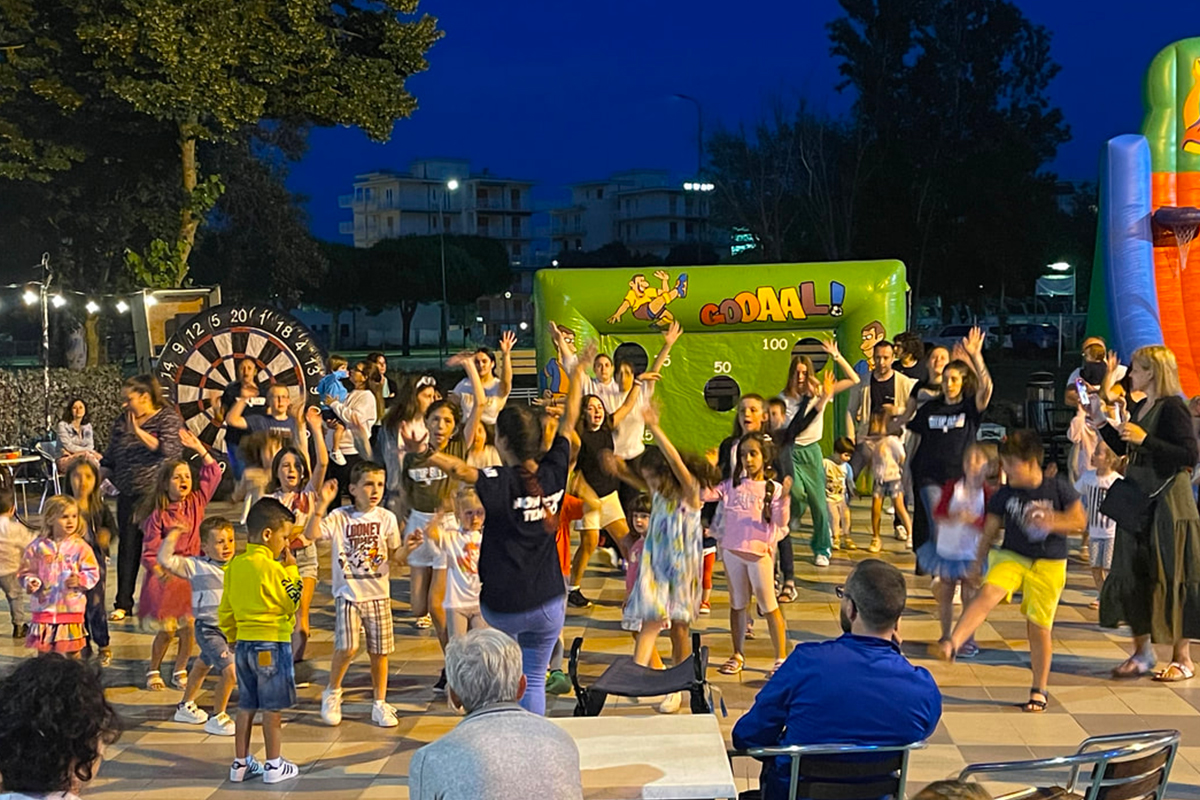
[
  {"left": 399, "top": 424, "right": 429, "bottom": 454},
  {"left": 579, "top": 339, "right": 599, "bottom": 367},
  {"left": 643, "top": 398, "right": 661, "bottom": 428},
  {"left": 636, "top": 371, "right": 662, "bottom": 384},
  {"left": 663, "top": 319, "right": 682, "bottom": 346},
  {"left": 500, "top": 330, "right": 517, "bottom": 354},
  {"left": 446, "top": 350, "right": 474, "bottom": 368},
  {"left": 318, "top": 478, "right": 339, "bottom": 508},
  {"left": 820, "top": 338, "right": 840, "bottom": 357},
  {"left": 653, "top": 269, "right": 669, "bottom": 282},
  {"left": 305, "top": 405, "right": 324, "bottom": 426},
  {"left": 962, "top": 326, "right": 985, "bottom": 358},
  {"left": 178, "top": 427, "right": 205, "bottom": 454},
  {"left": 1106, "top": 349, "right": 1120, "bottom": 378},
  {"left": 406, "top": 529, "right": 425, "bottom": 553},
  {"left": 821, "top": 369, "right": 836, "bottom": 398}
]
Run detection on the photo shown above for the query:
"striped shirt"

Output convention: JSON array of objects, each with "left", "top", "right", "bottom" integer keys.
[
  {"left": 1074, "top": 470, "right": 1119, "bottom": 541},
  {"left": 160, "top": 553, "right": 228, "bottom": 625}
]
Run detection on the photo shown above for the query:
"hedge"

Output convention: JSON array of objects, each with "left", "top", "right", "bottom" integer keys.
[{"left": 0, "top": 366, "right": 125, "bottom": 449}]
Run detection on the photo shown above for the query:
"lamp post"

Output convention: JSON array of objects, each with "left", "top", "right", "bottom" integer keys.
[
  {"left": 673, "top": 94, "right": 703, "bottom": 176},
  {"left": 683, "top": 181, "right": 715, "bottom": 249},
  {"left": 1047, "top": 261, "right": 1073, "bottom": 315},
  {"left": 439, "top": 179, "right": 459, "bottom": 357}
]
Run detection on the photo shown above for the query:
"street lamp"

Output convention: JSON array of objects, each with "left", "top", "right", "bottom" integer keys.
[
  {"left": 672, "top": 94, "right": 703, "bottom": 176},
  {"left": 1047, "top": 261, "right": 1074, "bottom": 314},
  {"left": 440, "top": 179, "right": 460, "bottom": 357}
]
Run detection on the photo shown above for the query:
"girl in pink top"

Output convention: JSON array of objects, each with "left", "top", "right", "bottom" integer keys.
[
  {"left": 137, "top": 427, "right": 222, "bottom": 691},
  {"left": 714, "top": 432, "right": 790, "bottom": 677},
  {"left": 20, "top": 495, "right": 100, "bottom": 655}
]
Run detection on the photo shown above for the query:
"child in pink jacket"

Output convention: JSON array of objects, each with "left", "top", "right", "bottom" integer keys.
[{"left": 20, "top": 495, "right": 100, "bottom": 655}]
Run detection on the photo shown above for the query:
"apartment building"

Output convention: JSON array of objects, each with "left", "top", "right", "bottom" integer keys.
[
  {"left": 549, "top": 169, "right": 720, "bottom": 258},
  {"left": 338, "top": 158, "right": 535, "bottom": 266}
]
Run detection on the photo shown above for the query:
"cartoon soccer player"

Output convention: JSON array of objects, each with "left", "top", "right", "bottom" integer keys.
[
  {"left": 541, "top": 322, "right": 576, "bottom": 400},
  {"left": 607, "top": 270, "right": 688, "bottom": 328},
  {"left": 855, "top": 320, "right": 886, "bottom": 379}
]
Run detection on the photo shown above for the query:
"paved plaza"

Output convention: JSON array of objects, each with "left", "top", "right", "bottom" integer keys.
[{"left": 11, "top": 498, "right": 1200, "bottom": 799}]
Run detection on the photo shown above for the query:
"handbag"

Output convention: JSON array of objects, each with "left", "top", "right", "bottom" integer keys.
[{"left": 1099, "top": 476, "right": 1173, "bottom": 538}]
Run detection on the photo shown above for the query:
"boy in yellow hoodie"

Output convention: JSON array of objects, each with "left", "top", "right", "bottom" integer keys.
[{"left": 218, "top": 497, "right": 303, "bottom": 785}]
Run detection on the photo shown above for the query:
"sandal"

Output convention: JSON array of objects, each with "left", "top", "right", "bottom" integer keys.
[
  {"left": 1022, "top": 688, "right": 1049, "bottom": 713},
  {"left": 145, "top": 670, "right": 166, "bottom": 691},
  {"left": 745, "top": 622, "right": 755, "bottom": 640},
  {"left": 718, "top": 654, "right": 745, "bottom": 675},
  {"left": 1088, "top": 599, "right": 1101, "bottom": 610},
  {"left": 777, "top": 584, "right": 798, "bottom": 604},
  {"left": 1153, "top": 662, "right": 1195, "bottom": 683},
  {"left": 868, "top": 536, "right": 882, "bottom": 554},
  {"left": 99, "top": 648, "right": 113, "bottom": 668},
  {"left": 1112, "top": 655, "right": 1156, "bottom": 679},
  {"left": 108, "top": 609, "right": 127, "bottom": 622},
  {"left": 768, "top": 658, "right": 786, "bottom": 678},
  {"left": 171, "top": 670, "right": 189, "bottom": 690}
]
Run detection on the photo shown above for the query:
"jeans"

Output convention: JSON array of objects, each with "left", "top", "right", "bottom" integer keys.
[
  {"left": 481, "top": 595, "right": 566, "bottom": 715},
  {"left": 115, "top": 493, "right": 143, "bottom": 613}
]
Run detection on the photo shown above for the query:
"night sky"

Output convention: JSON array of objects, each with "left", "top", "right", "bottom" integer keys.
[{"left": 288, "top": 0, "right": 1182, "bottom": 244}]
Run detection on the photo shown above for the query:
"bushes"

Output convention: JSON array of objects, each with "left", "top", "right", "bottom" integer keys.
[{"left": 0, "top": 367, "right": 124, "bottom": 449}]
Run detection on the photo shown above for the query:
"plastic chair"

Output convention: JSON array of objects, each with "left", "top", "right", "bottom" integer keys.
[
  {"left": 34, "top": 440, "right": 61, "bottom": 513},
  {"left": 727, "top": 741, "right": 925, "bottom": 800},
  {"left": 568, "top": 633, "right": 712, "bottom": 716},
  {"left": 957, "top": 729, "right": 1179, "bottom": 800}
]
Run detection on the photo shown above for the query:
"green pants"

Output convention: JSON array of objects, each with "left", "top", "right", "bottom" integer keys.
[{"left": 791, "top": 441, "right": 832, "bottom": 557}]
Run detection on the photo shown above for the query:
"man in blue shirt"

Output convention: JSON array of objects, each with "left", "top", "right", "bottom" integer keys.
[{"left": 733, "top": 559, "right": 941, "bottom": 800}]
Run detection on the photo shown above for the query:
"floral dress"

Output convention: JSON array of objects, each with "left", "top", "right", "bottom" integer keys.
[{"left": 624, "top": 493, "right": 702, "bottom": 629}]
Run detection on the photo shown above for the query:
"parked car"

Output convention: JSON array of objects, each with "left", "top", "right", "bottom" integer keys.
[
  {"left": 926, "top": 325, "right": 1000, "bottom": 351},
  {"left": 1007, "top": 323, "right": 1059, "bottom": 353}
]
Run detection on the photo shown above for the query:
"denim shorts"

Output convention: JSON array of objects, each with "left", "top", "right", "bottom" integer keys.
[
  {"left": 873, "top": 479, "right": 902, "bottom": 498},
  {"left": 235, "top": 640, "right": 296, "bottom": 712},
  {"left": 195, "top": 621, "right": 234, "bottom": 672}
]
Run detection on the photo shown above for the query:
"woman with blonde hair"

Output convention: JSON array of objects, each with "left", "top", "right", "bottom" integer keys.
[{"left": 1090, "top": 344, "right": 1200, "bottom": 681}]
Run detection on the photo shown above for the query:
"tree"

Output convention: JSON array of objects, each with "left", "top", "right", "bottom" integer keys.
[
  {"left": 553, "top": 241, "right": 663, "bottom": 268},
  {"left": 707, "top": 102, "right": 867, "bottom": 263},
  {"left": 828, "top": 0, "right": 1070, "bottom": 310},
  {"left": 664, "top": 242, "right": 722, "bottom": 266},
  {"left": 367, "top": 236, "right": 512, "bottom": 356},
  {"left": 63, "top": 0, "right": 442, "bottom": 288}
]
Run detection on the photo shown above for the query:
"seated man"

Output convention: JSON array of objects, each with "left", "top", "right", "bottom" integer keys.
[
  {"left": 409, "top": 628, "right": 583, "bottom": 800},
  {"left": 733, "top": 559, "right": 942, "bottom": 800}
]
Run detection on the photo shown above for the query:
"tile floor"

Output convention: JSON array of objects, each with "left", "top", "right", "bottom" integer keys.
[{"left": 9, "top": 498, "right": 1200, "bottom": 799}]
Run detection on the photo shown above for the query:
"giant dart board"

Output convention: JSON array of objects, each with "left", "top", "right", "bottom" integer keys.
[{"left": 156, "top": 305, "right": 327, "bottom": 451}]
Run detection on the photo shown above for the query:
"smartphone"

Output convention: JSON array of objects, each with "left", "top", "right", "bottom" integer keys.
[{"left": 1074, "top": 377, "right": 1090, "bottom": 406}]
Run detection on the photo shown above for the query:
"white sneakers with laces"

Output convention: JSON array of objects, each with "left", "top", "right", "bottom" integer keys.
[
  {"left": 229, "top": 754, "right": 264, "bottom": 782},
  {"left": 372, "top": 700, "right": 399, "bottom": 727},
  {"left": 173, "top": 700, "right": 208, "bottom": 725},
  {"left": 262, "top": 757, "right": 300, "bottom": 784},
  {"left": 320, "top": 687, "right": 343, "bottom": 726},
  {"left": 814, "top": 554, "right": 831, "bottom": 568}
]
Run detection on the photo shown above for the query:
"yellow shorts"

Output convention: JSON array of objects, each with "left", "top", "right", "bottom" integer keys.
[{"left": 984, "top": 550, "right": 1067, "bottom": 629}]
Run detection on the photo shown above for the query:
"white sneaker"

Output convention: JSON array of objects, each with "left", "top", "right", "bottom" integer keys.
[
  {"left": 230, "top": 754, "right": 264, "bottom": 782},
  {"left": 371, "top": 700, "right": 399, "bottom": 727},
  {"left": 320, "top": 687, "right": 343, "bottom": 726},
  {"left": 814, "top": 554, "right": 831, "bottom": 568},
  {"left": 953, "top": 584, "right": 963, "bottom": 605},
  {"left": 905, "top": 536, "right": 914, "bottom": 551},
  {"left": 656, "top": 691, "right": 682, "bottom": 714},
  {"left": 262, "top": 758, "right": 300, "bottom": 785},
  {"left": 895, "top": 525, "right": 908, "bottom": 541},
  {"left": 174, "top": 700, "right": 208, "bottom": 724},
  {"left": 331, "top": 450, "right": 347, "bottom": 466},
  {"left": 205, "top": 712, "right": 235, "bottom": 736}
]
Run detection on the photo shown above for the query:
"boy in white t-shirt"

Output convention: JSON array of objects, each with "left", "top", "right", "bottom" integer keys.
[
  {"left": 823, "top": 437, "right": 856, "bottom": 551},
  {"left": 304, "top": 461, "right": 412, "bottom": 729},
  {"left": 1074, "top": 440, "right": 1122, "bottom": 609},
  {"left": 430, "top": 487, "right": 488, "bottom": 639}
]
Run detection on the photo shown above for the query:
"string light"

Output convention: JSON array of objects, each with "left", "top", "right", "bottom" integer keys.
[
  {"left": 116, "top": 300, "right": 129, "bottom": 313},
  {"left": 50, "top": 295, "right": 65, "bottom": 308},
  {"left": 144, "top": 295, "right": 158, "bottom": 307},
  {"left": 22, "top": 290, "right": 36, "bottom": 306},
  {"left": 85, "top": 300, "right": 100, "bottom": 314}
]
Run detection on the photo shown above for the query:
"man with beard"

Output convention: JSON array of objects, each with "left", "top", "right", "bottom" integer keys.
[{"left": 732, "top": 559, "right": 941, "bottom": 800}]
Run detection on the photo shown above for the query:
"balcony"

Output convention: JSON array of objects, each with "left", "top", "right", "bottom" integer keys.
[
  {"left": 338, "top": 221, "right": 357, "bottom": 235},
  {"left": 471, "top": 197, "right": 530, "bottom": 211},
  {"left": 338, "top": 194, "right": 354, "bottom": 208},
  {"left": 551, "top": 221, "right": 586, "bottom": 236}
]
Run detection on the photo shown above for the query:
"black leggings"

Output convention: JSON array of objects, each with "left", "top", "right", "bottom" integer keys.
[{"left": 114, "top": 493, "right": 143, "bottom": 614}]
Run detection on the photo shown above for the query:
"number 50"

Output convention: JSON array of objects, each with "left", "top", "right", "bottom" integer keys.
[{"left": 713, "top": 361, "right": 732, "bottom": 374}]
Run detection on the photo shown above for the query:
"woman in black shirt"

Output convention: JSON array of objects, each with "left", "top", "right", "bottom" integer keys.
[
  {"left": 1093, "top": 345, "right": 1200, "bottom": 681},
  {"left": 426, "top": 346, "right": 587, "bottom": 714}
]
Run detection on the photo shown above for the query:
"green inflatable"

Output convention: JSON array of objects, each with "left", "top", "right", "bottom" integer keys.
[{"left": 534, "top": 261, "right": 909, "bottom": 454}]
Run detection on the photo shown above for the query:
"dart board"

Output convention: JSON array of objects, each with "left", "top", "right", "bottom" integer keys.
[{"left": 155, "top": 305, "right": 327, "bottom": 451}]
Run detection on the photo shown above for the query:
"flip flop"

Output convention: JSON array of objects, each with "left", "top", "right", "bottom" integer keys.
[
  {"left": 718, "top": 654, "right": 744, "bottom": 675},
  {"left": 1112, "top": 655, "right": 1156, "bottom": 679},
  {"left": 1021, "top": 688, "right": 1049, "bottom": 713},
  {"left": 1153, "top": 662, "right": 1195, "bottom": 683}
]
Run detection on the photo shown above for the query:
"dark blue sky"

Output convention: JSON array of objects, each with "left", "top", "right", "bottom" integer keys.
[{"left": 288, "top": 0, "right": 1181, "bottom": 244}]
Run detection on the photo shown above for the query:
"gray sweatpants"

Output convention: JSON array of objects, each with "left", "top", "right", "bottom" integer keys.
[{"left": 0, "top": 572, "right": 29, "bottom": 626}]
